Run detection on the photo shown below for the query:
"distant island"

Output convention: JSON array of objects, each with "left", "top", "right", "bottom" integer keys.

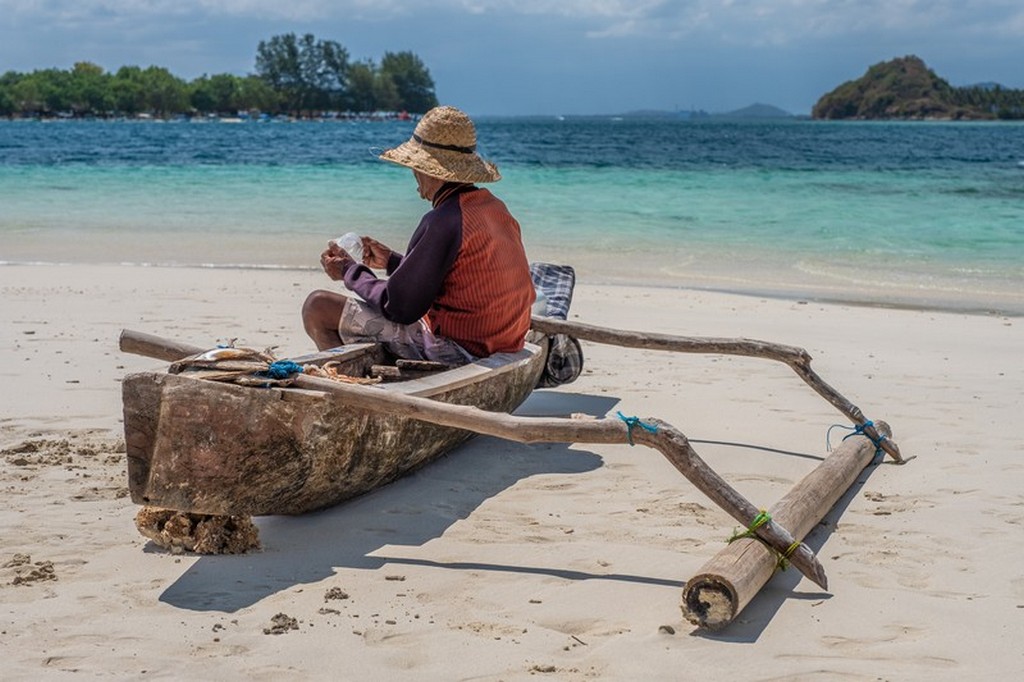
[
  {"left": 812, "top": 55, "right": 1024, "bottom": 120},
  {"left": 612, "top": 56, "right": 1023, "bottom": 122},
  {"left": 614, "top": 103, "right": 794, "bottom": 120}
]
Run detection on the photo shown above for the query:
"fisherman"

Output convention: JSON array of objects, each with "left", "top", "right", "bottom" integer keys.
[{"left": 301, "top": 105, "right": 535, "bottom": 365}]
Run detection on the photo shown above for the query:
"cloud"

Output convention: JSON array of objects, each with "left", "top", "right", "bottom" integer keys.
[
  {"left": 577, "top": 1, "right": 1024, "bottom": 44},
  {"left": 6, "top": 0, "right": 1023, "bottom": 42},
  {"left": 4, "top": 0, "right": 1023, "bottom": 47},
  {"left": 2, "top": 1, "right": 326, "bottom": 22}
]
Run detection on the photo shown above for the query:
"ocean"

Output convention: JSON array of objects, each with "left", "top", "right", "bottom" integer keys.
[{"left": 2, "top": 117, "right": 1023, "bottom": 314}]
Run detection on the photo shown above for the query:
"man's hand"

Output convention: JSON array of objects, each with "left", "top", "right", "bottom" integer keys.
[
  {"left": 361, "top": 236, "right": 393, "bottom": 270},
  {"left": 320, "top": 247, "right": 352, "bottom": 281}
]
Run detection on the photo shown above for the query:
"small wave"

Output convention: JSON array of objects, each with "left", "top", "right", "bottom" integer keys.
[
  {"left": 0, "top": 260, "right": 316, "bottom": 272},
  {"left": 0, "top": 260, "right": 77, "bottom": 267},
  {"left": 123, "top": 261, "right": 317, "bottom": 271}
]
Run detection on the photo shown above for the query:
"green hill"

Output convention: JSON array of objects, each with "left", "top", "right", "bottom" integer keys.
[{"left": 812, "top": 55, "right": 1024, "bottom": 120}]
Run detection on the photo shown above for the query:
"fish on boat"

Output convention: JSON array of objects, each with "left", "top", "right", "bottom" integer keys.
[{"left": 121, "top": 336, "right": 548, "bottom": 517}]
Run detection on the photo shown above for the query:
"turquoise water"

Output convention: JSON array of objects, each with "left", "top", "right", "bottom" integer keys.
[{"left": 2, "top": 118, "right": 1023, "bottom": 313}]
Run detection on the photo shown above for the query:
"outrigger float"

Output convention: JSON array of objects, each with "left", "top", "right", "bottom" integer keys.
[{"left": 119, "top": 315, "right": 906, "bottom": 631}]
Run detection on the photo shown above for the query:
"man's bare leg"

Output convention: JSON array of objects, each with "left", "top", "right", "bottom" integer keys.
[{"left": 301, "top": 290, "right": 348, "bottom": 350}]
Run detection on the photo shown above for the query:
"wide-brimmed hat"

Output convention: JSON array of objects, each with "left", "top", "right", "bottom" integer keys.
[{"left": 379, "top": 106, "right": 500, "bottom": 183}]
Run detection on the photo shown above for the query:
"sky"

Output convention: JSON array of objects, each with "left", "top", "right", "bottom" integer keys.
[{"left": 2, "top": 1, "right": 1023, "bottom": 116}]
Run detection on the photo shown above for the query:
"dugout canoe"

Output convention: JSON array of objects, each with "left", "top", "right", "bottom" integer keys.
[{"left": 121, "top": 335, "right": 547, "bottom": 516}]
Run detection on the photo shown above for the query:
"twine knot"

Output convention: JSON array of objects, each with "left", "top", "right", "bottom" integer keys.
[
  {"left": 616, "top": 411, "right": 658, "bottom": 445},
  {"left": 826, "top": 419, "right": 887, "bottom": 453},
  {"left": 258, "top": 360, "right": 304, "bottom": 380},
  {"left": 727, "top": 510, "right": 801, "bottom": 571}
]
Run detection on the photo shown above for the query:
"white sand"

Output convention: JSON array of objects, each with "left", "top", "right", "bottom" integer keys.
[{"left": 1, "top": 263, "right": 1022, "bottom": 679}]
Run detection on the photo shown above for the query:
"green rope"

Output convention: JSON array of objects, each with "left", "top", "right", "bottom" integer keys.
[
  {"left": 727, "top": 509, "right": 772, "bottom": 543},
  {"left": 726, "top": 510, "right": 802, "bottom": 572},
  {"left": 778, "top": 541, "right": 802, "bottom": 571}
]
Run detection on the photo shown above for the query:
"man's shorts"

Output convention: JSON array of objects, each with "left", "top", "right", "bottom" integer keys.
[{"left": 338, "top": 297, "right": 475, "bottom": 367}]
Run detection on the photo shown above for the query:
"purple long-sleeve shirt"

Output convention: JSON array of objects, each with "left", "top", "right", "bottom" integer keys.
[{"left": 340, "top": 183, "right": 471, "bottom": 325}]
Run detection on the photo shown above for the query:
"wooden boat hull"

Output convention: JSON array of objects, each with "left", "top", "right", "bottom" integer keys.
[{"left": 122, "top": 342, "right": 546, "bottom": 516}]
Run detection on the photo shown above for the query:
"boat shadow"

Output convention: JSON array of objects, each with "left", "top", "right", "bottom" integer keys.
[{"left": 158, "top": 390, "right": 621, "bottom": 613}]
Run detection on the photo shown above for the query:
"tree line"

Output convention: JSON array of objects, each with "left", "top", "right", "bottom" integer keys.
[
  {"left": 949, "top": 84, "right": 1024, "bottom": 120},
  {"left": 0, "top": 33, "right": 438, "bottom": 119}
]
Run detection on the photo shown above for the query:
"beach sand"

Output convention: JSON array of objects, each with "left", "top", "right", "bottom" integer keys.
[{"left": 1, "top": 263, "right": 1022, "bottom": 679}]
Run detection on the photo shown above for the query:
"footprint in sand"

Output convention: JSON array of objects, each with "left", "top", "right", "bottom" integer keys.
[
  {"left": 820, "top": 623, "right": 928, "bottom": 650},
  {"left": 830, "top": 523, "right": 944, "bottom": 590},
  {"left": 860, "top": 491, "right": 935, "bottom": 515}
]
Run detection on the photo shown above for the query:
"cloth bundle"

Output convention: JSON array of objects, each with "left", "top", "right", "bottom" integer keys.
[{"left": 529, "top": 262, "right": 584, "bottom": 388}]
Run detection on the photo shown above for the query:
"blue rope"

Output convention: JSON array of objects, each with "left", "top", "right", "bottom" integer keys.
[
  {"left": 258, "top": 360, "right": 304, "bottom": 380},
  {"left": 616, "top": 411, "right": 658, "bottom": 445},
  {"left": 826, "top": 419, "right": 887, "bottom": 453}
]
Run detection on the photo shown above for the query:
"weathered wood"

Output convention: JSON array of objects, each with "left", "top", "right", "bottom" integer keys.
[
  {"left": 120, "top": 329, "right": 829, "bottom": 590},
  {"left": 120, "top": 330, "right": 546, "bottom": 517},
  {"left": 530, "top": 316, "right": 905, "bottom": 464},
  {"left": 396, "top": 359, "right": 453, "bottom": 372},
  {"left": 118, "top": 329, "right": 379, "bottom": 369},
  {"left": 681, "top": 420, "right": 892, "bottom": 630},
  {"left": 282, "top": 343, "right": 381, "bottom": 368},
  {"left": 119, "top": 329, "right": 204, "bottom": 363},
  {"left": 370, "top": 364, "right": 403, "bottom": 378},
  {"left": 296, "top": 375, "right": 829, "bottom": 590},
  {"left": 371, "top": 360, "right": 452, "bottom": 381}
]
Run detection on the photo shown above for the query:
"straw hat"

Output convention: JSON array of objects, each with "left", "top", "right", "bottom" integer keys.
[{"left": 379, "top": 106, "right": 501, "bottom": 183}]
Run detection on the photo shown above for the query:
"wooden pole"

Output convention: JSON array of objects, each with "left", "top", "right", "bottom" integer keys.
[
  {"left": 120, "top": 329, "right": 204, "bottom": 363},
  {"left": 531, "top": 316, "right": 905, "bottom": 464},
  {"left": 681, "top": 420, "right": 892, "bottom": 631},
  {"left": 119, "top": 329, "right": 829, "bottom": 589}
]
